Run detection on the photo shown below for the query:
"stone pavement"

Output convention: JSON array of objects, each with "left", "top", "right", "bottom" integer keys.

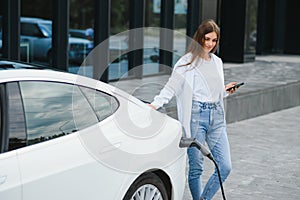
[{"left": 183, "top": 105, "right": 300, "bottom": 200}]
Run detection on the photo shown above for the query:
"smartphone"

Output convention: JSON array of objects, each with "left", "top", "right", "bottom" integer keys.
[{"left": 226, "top": 82, "right": 244, "bottom": 91}]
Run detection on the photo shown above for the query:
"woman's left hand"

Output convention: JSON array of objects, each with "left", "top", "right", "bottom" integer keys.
[{"left": 225, "top": 82, "right": 237, "bottom": 94}]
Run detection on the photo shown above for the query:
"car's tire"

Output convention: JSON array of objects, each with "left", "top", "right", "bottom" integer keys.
[{"left": 123, "top": 172, "right": 169, "bottom": 200}]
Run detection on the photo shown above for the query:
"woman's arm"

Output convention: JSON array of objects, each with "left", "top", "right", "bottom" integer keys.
[{"left": 150, "top": 67, "right": 186, "bottom": 109}]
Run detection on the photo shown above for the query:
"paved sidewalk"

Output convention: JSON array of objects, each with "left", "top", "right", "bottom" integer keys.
[{"left": 183, "top": 106, "right": 300, "bottom": 200}]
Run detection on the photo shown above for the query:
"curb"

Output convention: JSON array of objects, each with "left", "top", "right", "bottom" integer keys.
[{"left": 224, "top": 80, "right": 300, "bottom": 123}]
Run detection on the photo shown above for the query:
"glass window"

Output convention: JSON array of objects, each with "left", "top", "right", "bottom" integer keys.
[
  {"left": 144, "top": 0, "right": 161, "bottom": 76},
  {"left": 174, "top": 0, "right": 187, "bottom": 66},
  {"left": 80, "top": 86, "right": 119, "bottom": 121},
  {"left": 68, "top": 0, "right": 95, "bottom": 78},
  {"left": 108, "top": 0, "right": 130, "bottom": 80},
  {"left": 21, "top": 23, "right": 43, "bottom": 37},
  {"left": 19, "top": 81, "right": 98, "bottom": 145},
  {"left": 6, "top": 82, "right": 27, "bottom": 151},
  {"left": 38, "top": 22, "right": 52, "bottom": 37},
  {"left": 202, "top": 0, "right": 218, "bottom": 21},
  {"left": 244, "top": 0, "right": 258, "bottom": 55},
  {"left": 21, "top": 0, "right": 53, "bottom": 64}
]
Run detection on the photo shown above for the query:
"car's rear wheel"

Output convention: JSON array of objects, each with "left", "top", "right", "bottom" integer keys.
[{"left": 123, "top": 172, "right": 169, "bottom": 200}]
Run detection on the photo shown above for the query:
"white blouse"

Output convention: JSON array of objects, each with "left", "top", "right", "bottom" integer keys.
[
  {"left": 151, "top": 53, "right": 227, "bottom": 137},
  {"left": 193, "top": 58, "right": 224, "bottom": 102}
]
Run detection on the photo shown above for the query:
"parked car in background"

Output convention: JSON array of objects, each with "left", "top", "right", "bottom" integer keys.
[
  {"left": 69, "top": 28, "right": 94, "bottom": 48},
  {"left": 20, "top": 17, "right": 93, "bottom": 64},
  {"left": 70, "top": 28, "right": 129, "bottom": 63},
  {"left": 0, "top": 17, "right": 93, "bottom": 65},
  {"left": 0, "top": 60, "right": 187, "bottom": 200},
  {"left": 69, "top": 28, "right": 90, "bottom": 40}
]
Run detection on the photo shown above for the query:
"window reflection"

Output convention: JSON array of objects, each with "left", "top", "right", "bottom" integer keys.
[
  {"left": 144, "top": 1, "right": 161, "bottom": 75},
  {"left": 19, "top": 81, "right": 98, "bottom": 145},
  {"left": 7, "top": 82, "right": 27, "bottom": 151},
  {"left": 80, "top": 86, "right": 119, "bottom": 121},
  {"left": 244, "top": 0, "right": 257, "bottom": 54}
]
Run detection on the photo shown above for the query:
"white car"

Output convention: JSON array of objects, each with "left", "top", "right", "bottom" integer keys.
[{"left": 0, "top": 61, "right": 187, "bottom": 200}]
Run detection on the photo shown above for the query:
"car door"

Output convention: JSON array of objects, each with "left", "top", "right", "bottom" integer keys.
[
  {"left": 0, "top": 151, "right": 22, "bottom": 200},
  {"left": 0, "top": 83, "right": 23, "bottom": 200},
  {"left": 14, "top": 80, "right": 106, "bottom": 200}
]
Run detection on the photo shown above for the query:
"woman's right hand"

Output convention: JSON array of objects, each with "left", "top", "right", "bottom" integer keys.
[
  {"left": 225, "top": 82, "right": 237, "bottom": 94},
  {"left": 147, "top": 104, "right": 157, "bottom": 110}
]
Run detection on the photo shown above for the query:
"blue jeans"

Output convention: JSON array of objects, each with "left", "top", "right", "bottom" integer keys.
[{"left": 187, "top": 101, "right": 232, "bottom": 200}]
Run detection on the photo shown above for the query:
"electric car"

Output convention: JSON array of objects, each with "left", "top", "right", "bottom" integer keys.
[{"left": 0, "top": 60, "right": 187, "bottom": 200}]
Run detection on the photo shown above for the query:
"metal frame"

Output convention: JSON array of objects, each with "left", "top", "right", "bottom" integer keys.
[
  {"left": 159, "top": 0, "right": 174, "bottom": 74},
  {"left": 52, "top": 0, "right": 69, "bottom": 70},
  {"left": 186, "top": 0, "right": 202, "bottom": 45},
  {"left": 2, "top": 0, "right": 20, "bottom": 60},
  {"left": 128, "top": 0, "right": 145, "bottom": 79},
  {"left": 94, "top": 0, "right": 110, "bottom": 82}
]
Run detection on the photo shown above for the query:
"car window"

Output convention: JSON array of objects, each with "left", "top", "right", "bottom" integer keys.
[
  {"left": 39, "top": 22, "right": 52, "bottom": 37},
  {"left": 80, "top": 86, "right": 119, "bottom": 121},
  {"left": 21, "top": 23, "right": 43, "bottom": 37},
  {"left": 6, "top": 82, "right": 27, "bottom": 151},
  {"left": 19, "top": 81, "right": 99, "bottom": 145}
]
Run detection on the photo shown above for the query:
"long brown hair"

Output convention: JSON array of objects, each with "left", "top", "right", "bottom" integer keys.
[{"left": 182, "top": 19, "right": 220, "bottom": 67}]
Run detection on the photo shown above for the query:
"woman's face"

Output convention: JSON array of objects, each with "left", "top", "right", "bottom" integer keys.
[{"left": 202, "top": 31, "right": 218, "bottom": 53}]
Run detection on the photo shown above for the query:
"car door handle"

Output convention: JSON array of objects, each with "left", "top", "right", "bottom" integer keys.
[{"left": 0, "top": 175, "right": 7, "bottom": 185}]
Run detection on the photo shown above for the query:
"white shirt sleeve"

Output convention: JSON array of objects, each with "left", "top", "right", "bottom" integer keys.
[
  {"left": 151, "top": 67, "right": 186, "bottom": 109},
  {"left": 151, "top": 57, "right": 189, "bottom": 109}
]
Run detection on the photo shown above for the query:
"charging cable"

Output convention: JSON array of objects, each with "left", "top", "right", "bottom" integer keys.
[{"left": 179, "top": 137, "right": 227, "bottom": 200}]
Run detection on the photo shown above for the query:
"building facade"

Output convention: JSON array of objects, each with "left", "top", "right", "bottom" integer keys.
[{"left": 0, "top": 0, "right": 299, "bottom": 82}]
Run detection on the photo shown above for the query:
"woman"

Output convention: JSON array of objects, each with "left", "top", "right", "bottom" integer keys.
[{"left": 149, "top": 19, "right": 237, "bottom": 200}]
